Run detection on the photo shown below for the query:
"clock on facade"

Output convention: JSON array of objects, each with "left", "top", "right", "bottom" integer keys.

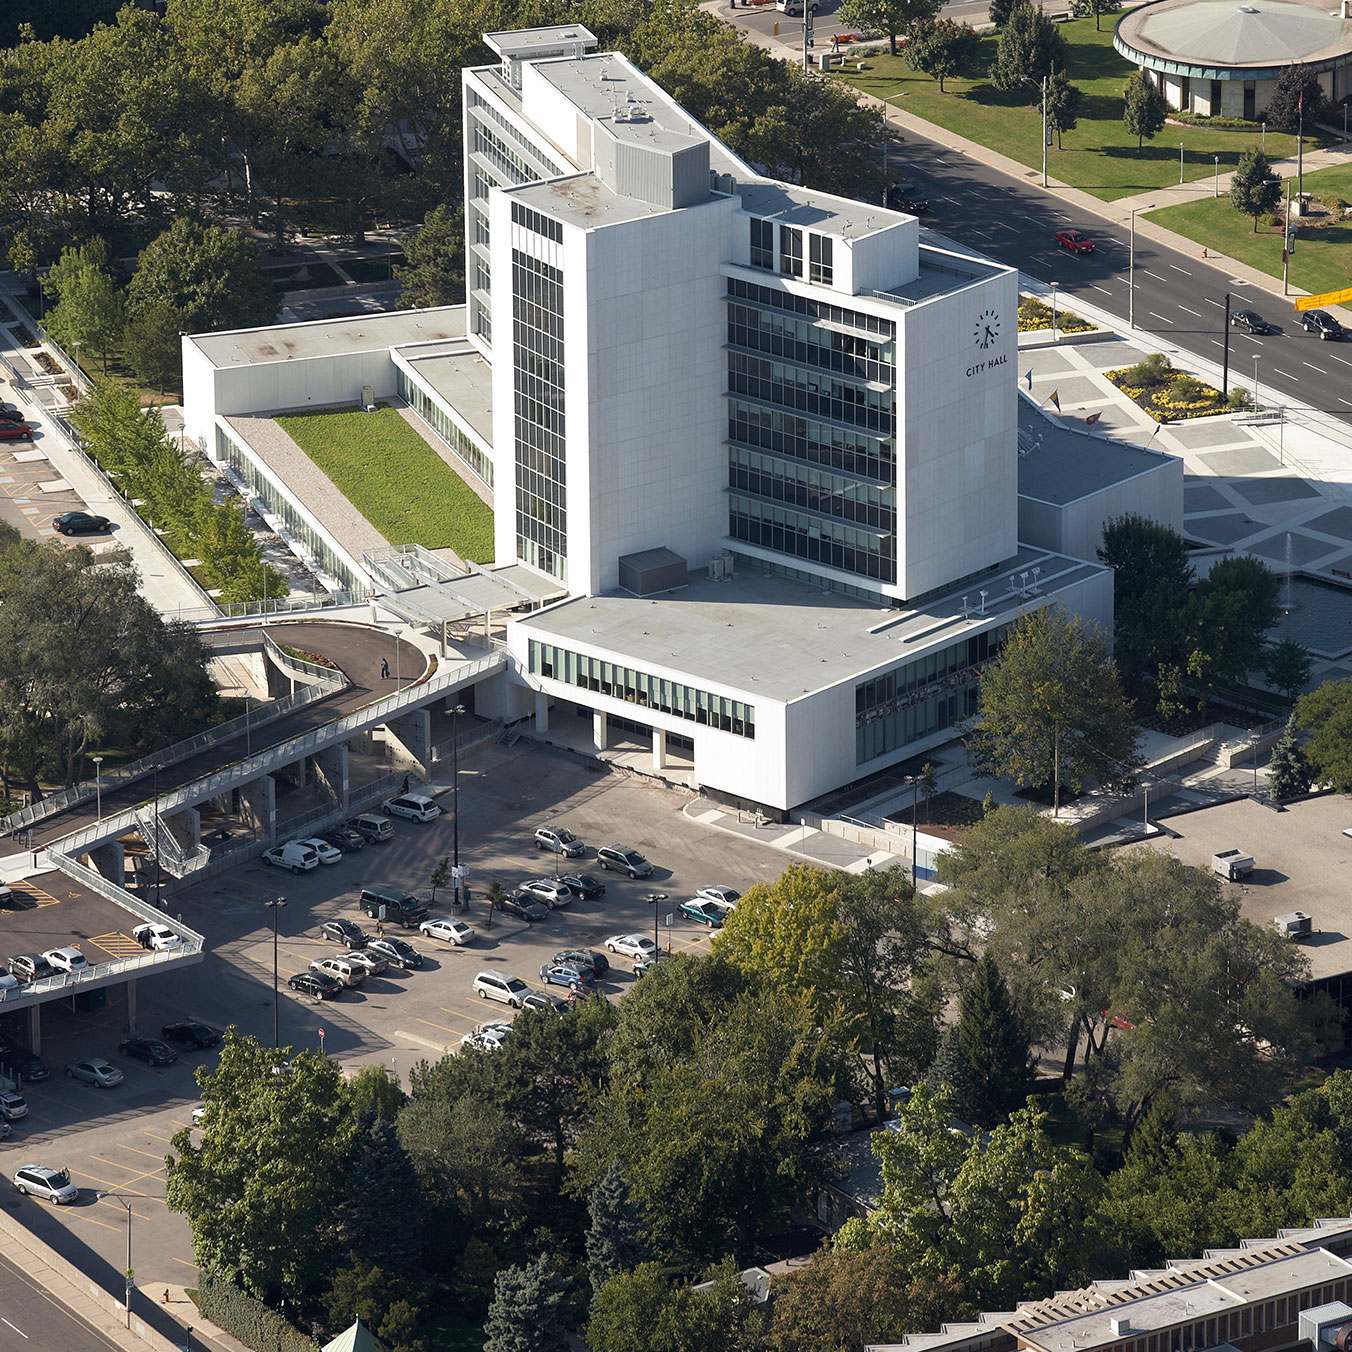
[{"left": 973, "top": 309, "right": 1001, "bottom": 350}]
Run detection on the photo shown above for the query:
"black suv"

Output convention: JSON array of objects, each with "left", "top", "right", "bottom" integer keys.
[
  {"left": 8, "top": 953, "right": 52, "bottom": 984},
  {"left": 1302, "top": 309, "right": 1345, "bottom": 340},
  {"left": 160, "top": 1020, "right": 222, "bottom": 1049}
]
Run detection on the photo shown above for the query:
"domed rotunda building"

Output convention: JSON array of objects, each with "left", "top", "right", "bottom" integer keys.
[{"left": 1114, "top": 0, "right": 1352, "bottom": 121}]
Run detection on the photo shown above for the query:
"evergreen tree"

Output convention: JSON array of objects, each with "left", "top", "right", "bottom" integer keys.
[
  {"left": 340, "top": 1114, "right": 426, "bottom": 1277},
  {"left": 1265, "top": 64, "right": 1327, "bottom": 133},
  {"left": 956, "top": 954, "right": 1032, "bottom": 1125},
  {"left": 988, "top": 0, "right": 1016, "bottom": 28},
  {"left": 1265, "top": 637, "right": 1313, "bottom": 701},
  {"left": 1123, "top": 70, "right": 1168, "bottom": 150},
  {"left": 1229, "top": 148, "right": 1282, "bottom": 231},
  {"left": 483, "top": 1257, "right": 575, "bottom": 1352},
  {"left": 989, "top": 1, "right": 1065, "bottom": 92},
  {"left": 587, "top": 1161, "right": 650, "bottom": 1294},
  {"left": 394, "top": 204, "right": 465, "bottom": 309},
  {"left": 924, "top": 1027, "right": 981, "bottom": 1125},
  {"left": 1267, "top": 714, "right": 1311, "bottom": 803}
]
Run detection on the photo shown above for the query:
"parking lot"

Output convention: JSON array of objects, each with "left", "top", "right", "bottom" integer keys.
[{"left": 3, "top": 741, "right": 796, "bottom": 1299}]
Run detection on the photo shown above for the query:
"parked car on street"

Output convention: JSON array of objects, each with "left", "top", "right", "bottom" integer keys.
[
  {"left": 382, "top": 793, "right": 441, "bottom": 822},
  {"left": 300, "top": 836, "right": 342, "bottom": 864},
  {"left": 7, "top": 954, "right": 52, "bottom": 984},
  {"left": 0, "top": 1039, "right": 50, "bottom": 1081},
  {"left": 461, "top": 1022, "right": 513, "bottom": 1051},
  {"left": 539, "top": 961, "right": 596, "bottom": 991},
  {"left": 340, "top": 948, "right": 387, "bottom": 978},
  {"left": 596, "top": 845, "right": 653, "bottom": 878},
  {"left": 66, "top": 1058, "right": 123, "bottom": 1087},
  {"left": 553, "top": 948, "right": 609, "bottom": 976},
  {"left": 0, "top": 423, "right": 34, "bottom": 441},
  {"left": 349, "top": 813, "right": 394, "bottom": 843},
  {"left": 696, "top": 886, "right": 741, "bottom": 908},
  {"left": 264, "top": 841, "right": 319, "bottom": 873},
  {"left": 13, "top": 1165, "right": 78, "bottom": 1204},
  {"left": 321, "top": 825, "right": 365, "bottom": 853},
  {"left": 473, "top": 971, "right": 530, "bottom": 1007},
  {"left": 118, "top": 1037, "right": 177, "bottom": 1066},
  {"left": 288, "top": 971, "right": 342, "bottom": 1001},
  {"left": 522, "top": 991, "right": 568, "bottom": 1013},
  {"left": 533, "top": 825, "right": 586, "bottom": 857},
  {"left": 52, "top": 511, "right": 111, "bottom": 535},
  {"left": 0, "top": 1092, "right": 29, "bottom": 1120},
  {"left": 309, "top": 957, "right": 365, "bottom": 987},
  {"left": 42, "top": 947, "right": 89, "bottom": 974},
  {"left": 159, "top": 1020, "right": 222, "bottom": 1049}
]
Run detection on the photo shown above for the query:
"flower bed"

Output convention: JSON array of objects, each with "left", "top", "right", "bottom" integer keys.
[
  {"left": 1018, "top": 295, "right": 1095, "bottom": 334},
  {"left": 1105, "top": 352, "right": 1249, "bottom": 422},
  {"left": 35, "top": 351, "right": 62, "bottom": 376}
]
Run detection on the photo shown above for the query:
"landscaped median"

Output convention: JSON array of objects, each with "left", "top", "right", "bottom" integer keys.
[
  {"left": 1145, "top": 161, "right": 1352, "bottom": 297},
  {"left": 1019, "top": 295, "right": 1094, "bottom": 334},
  {"left": 1105, "top": 352, "right": 1251, "bottom": 421},
  {"left": 840, "top": 13, "right": 1321, "bottom": 202},
  {"left": 275, "top": 406, "right": 494, "bottom": 563}
]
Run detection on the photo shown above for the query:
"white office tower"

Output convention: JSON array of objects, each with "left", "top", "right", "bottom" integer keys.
[{"left": 464, "top": 27, "right": 1018, "bottom": 600}]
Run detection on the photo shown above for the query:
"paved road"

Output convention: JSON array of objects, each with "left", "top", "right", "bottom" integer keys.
[
  {"left": 19, "top": 622, "right": 425, "bottom": 851},
  {"left": 885, "top": 125, "right": 1352, "bottom": 419},
  {"left": 0, "top": 1250, "right": 124, "bottom": 1351}
]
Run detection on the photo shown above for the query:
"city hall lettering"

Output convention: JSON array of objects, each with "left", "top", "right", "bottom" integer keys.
[{"left": 966, "top": 354, "right": 1009, "bottom": 379}]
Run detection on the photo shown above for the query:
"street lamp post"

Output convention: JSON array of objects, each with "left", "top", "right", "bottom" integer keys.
[
  {"left": 1214, "top": 156, "right": 1220, "bottom": 197},
  {"left": 265, "top": 896, "right": 287, "bottom": 1047},
  {"left": 1050, "top": 281, "right": 1059, "bottom": 338},
  {"left": 93, "top": 755, "right": 104, "bottom": 822},
  {"left": 152, "top": 764, "right": 164, "bottom": 907},
  {"left": 646, "top": 893, "right": 668, "bottom": 956},
  {"left": 72, "top": 340, "right": 81, "bottom": 376},
  {"left": 452, "top": 702, "right": 465, "bottom": 908},
  {"left": 1253, "top": 353, "right": 1260, "bottom": 406},
  {"left": 1179, "top": 141, "right": 1185, "bottom": 184},
  {"left": 96, "top": 1192, "right": 134, "bottom": 1327}
]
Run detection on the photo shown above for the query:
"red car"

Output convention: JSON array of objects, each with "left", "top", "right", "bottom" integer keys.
[
  {"left": 1054, "top": 229, "right": 1095, "bottom": 254},
  {"left": 0, "top": 422, "right": 34, "bottom": 441}
]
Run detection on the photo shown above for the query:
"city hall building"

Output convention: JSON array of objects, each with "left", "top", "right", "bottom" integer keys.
[{"left": 182, "top": 25, "right": 1139, "bottom": 814}]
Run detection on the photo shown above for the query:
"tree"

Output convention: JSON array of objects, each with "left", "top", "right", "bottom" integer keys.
[
  {"left": 919, "top": 760, "right": 938, "bottom": 810},
  {"left": 1230, "top": 148, "right": 1282, "bottom": 231},
  {"left": 904, "top": 19, "right": 979, "bottom": 92},
  {"left": 587, "top": 1162, "right": 651, "bottom": 1295},
  {"left": 1123, "top": 69, "right": 1168, "bottom": 150},
  {"left": 1184, "top": 555, "right": 1281, "bottom": 711},
  {"left": 484, "top": 879, "right": 505, "bottom": 929},
  {"left": 42, "top": 241, "right": 124, "bottom": 374},
  {"left": 1068, "top": 0, "right": 1120, "bottom": 29},
  {"left": 394, "top": 204, "right": 465, "bottom": 309},
  {"left": 969, "top": 606, "right": 1142, "bottom": 815},
  {"left": 1265, "top": 63, "right": 1327, "bottom": 133},
  {"left": 165, "top": 1034, "right": 354, "bottom": 1304},
  {"left": 1294, "top": 679, "right": 1352, "bottom": 792},
  {"left": 766, "top": 1245, "right": 956, "bottom": 1352},
  {"left": 989, "top": 2, "right": 1065, "bottom": 93},
  {"left": 956, "top": 954, "right": 1032, "bottom": 1126},
  {"left": 1267, "top": 713, "right": 1311, "bottom": 803},
  {"left": 345, "top": 1063, "right": 405, "bottom": 1120},
  {"left": 837, "top": 0, "right": 942, "bottom": 57},
  {"left": 429, "top": 855, "right": 450, "bottom": 902},
  {"left": 483, "top": 1257, "right": 575, "bottom": 1352},
  {"left": 1099, "top": 514, "right": 1196, "bottom": 702},
  {"left": 337, "top": 1114, "right": 425, "bottom": 1277},
  {"left": 124, "top": 300, "right": 189, "bottom": 398},
  {"left": 1046, "top": 69, "right": 1084, "bottom": 149},
  {"left": 1265, "top": 637, "right": 1312, "bottom": 701},
  {"left": 587, "top": 1261, "right": 767, "bottom": 1352},
  {"left": 127, "top": 218, "right": 278, "bottom": 336},
  {"left": 924, "top": 1027, "right": 981, "bottom": 1126}
]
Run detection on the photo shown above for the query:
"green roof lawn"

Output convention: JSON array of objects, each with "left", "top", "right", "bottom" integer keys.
[{"left": 276, "top": 406, "right": 494, "bottom": 563}]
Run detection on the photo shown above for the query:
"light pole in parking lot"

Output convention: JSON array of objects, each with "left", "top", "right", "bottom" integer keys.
[
  {"left": 646, "top": 893, "right": 667, "bottom": 956},
  {"left": 95, "top": 1191, "right": 134, "bottom": 1326},
  {"left": 93, "top": 755, "right": 103, "bottom": 822},
  {"left": 452, "top": 702, "right": 465, "bottom": 908},
  {"left": 265, "top": 896, "right": 287, "bottom": 1047},
  {"left": 152, "top": 763, "right": 165, "bottom": 907}
]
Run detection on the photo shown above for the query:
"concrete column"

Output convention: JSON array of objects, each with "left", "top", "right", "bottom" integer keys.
[
  {"left": 593, "top": 710, "right": 608, "bottom": 751},
  {"left": 125, "top": 978, "right": 137, "bottom": 1033},
  {"left": 26, "top": 1005, "right": 40, "bottom": 1055},
  {"left": 164, "top": 806, "right": 200, "bottom": 856},
  {"left": 389, "top": 707, "right": 432, "bottom": 777},
  {"left": 313, "top": 742, "right": 350, "bottom": 812},
  {"left": 535, "top": 690, "right": 550, "bottom": 734},
  {"left": 653, "top": 728, "right": 667, "bottom": 770},
  {"left": 440, "top": 619, "right": 449, "bottom": 658},
  {"left": 87, "top": 841, "right": 125, "bottom": 887},
  {"left": 238, "top": 774, "right": 277, "bottom": 842}
]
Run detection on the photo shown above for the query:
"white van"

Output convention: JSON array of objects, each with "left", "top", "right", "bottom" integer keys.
[{"left": 263, "top": 841, "right": 320, "bottom": 873}]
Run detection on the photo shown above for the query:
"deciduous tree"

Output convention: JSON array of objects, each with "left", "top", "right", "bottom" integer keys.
[
  {"left": 42, "top": 240, "right": 124, "bottom": 375},
  {"left": 1230, "top": 148, "right": 1282, "bottom": 230},
  {"left": 969, "top": 606, "right": 1142, "bottom": 814},
  {"left": 587, "top": 1260, "right": 767, "bottom": 1352},
  {"left": 123, "top": 300, "right": 188, "bottom": 398},
  {"left": 1265, "top": 637, "right": 1313, "bottom": 701},
  {"left": 838, "top": 0, "right": 942, "bottom": 57},
  {"left": 1123, "top": 69, "right": 1168, "bottom": 149},
  {"left": 1294, "top": 678, "right": 1352, "bottom": 791},
  {"left": 1046, "top": 69, "right": 1084, "bottom": 148},
  {"left": 903, "top": 18, "right": 978, "bottom": 91},
  {"left": 395, "top": 203, "right": 465, "bottom": 308}
]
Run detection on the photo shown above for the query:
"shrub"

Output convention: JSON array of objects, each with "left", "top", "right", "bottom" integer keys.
[
  {"left": 193, "top": 1273, "right": 320, "bottom": 1352},
  {"left": 1121, "top": 352, "right": 1172, "bottom": 388},
  {"left": 1170, "top": 374, "right": 1206, "bottom": 402}
]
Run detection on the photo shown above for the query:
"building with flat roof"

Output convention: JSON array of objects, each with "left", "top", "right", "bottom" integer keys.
[
  {"left": 179, "top": 26, "right": 1211, "bottom": 812},
  {"left": 1114, "top": 0, "right": 1352, "bottom": 119}
]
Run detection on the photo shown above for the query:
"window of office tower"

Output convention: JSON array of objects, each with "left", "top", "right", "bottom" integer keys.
[{"left": 512, "top": 246, "right": 567, "bottom": 581}]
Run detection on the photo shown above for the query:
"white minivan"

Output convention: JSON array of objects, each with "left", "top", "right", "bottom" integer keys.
[{"left": 263, "top": 841, "right": 320, "bottom": 873}]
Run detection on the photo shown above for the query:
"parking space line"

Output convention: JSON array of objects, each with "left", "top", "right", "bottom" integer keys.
[
  {"left": 172, "top": 1256, "right": 199, "bottom": 1270},
  {"left": 91, "top": 931, "right": 144, "bottom": 958},
  {"left": 95, "top": 1199, "right": 156, "bottom": 1223},
  {"left": 415, "top": 1017, "right": 460, "bottom": 1035},
  {"left": 113, "top": 1143, "right": 168, "bottom": 1164},
  {"left": 65, "top": 1211, "right": 123, "bottom": 1234},
  {"left": 69, "top": 1166, "right": 148, "bottom": 1190},
  {"left": 144, "top": 1130, "right": 178, "bottom": 1143}
]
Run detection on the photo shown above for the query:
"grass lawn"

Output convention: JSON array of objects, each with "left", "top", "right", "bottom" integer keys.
[
  {"left": 1147, "top": 161, "right": 1352, "bottom": 297},
  {"left": 275, "top": 406, "right": 495, "bottom": 562},
  {"left": 841, "top": 13, "right": 1326, "bottom": 201}
]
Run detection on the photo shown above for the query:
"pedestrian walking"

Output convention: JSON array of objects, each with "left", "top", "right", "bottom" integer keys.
[
  {"left": 380, "top": 657, "right": 390, "bottom": 679},
  {"left": 376, "top": 918, "right": 384, "bottom": 938},
  {"left": 401, "top": 774, "right": 410, "bottom": 795}
]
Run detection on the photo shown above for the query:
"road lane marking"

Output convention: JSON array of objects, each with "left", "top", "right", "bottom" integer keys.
[
  {"left": 1093, "top": 285, "right": 1113, "bottom": 295},
  {"left": 2, "top": 1317, "right": 27, "bottom": 1338},
  {"left": 1325, "top": 353, "right": 1352, "bottom": 367},
  {"left": 1178, "top": 305, "right": 1203, "bottom": 317},
  {"left": 1273, "top": 368, "right": 1299, "bottom": 380},
  {"left": 1340, "top": 397, "right": 1352, "bottom": 406},
  {"left": 1204, "top": 297, "right": 1225, "bottom": 307},
  {"left": 1144, "top": 270, "right": 1168, "bottom": 281},
  {"left": 144, "top": 1131, "right": 178, "bottom": 1143},
  {"left": 1169, "top": 264, "right": 1192, "bottom": 275},
  {"left": 1148, "top": 311, "right": 1174, "bottom": 323},
  {"left": 1304, "top": 362, "right": 1328, "bottom": 374}
]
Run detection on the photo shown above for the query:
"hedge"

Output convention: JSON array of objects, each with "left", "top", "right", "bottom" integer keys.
[{"left": 192, "top": 1273, "right": 321, "bottom": 1352}]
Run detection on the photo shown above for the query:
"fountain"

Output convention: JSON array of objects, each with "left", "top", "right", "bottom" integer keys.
[{"left": 1282, "top": 532, "right": 1297, "bottom": 614}]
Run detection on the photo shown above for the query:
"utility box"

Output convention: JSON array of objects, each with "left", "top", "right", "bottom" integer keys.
[
  {"left": 1212, "top": 848, "right": 1254, "bottom": 881},
  {"left": 1274, "top": 911, "right": 1313, "bottom": 939}
]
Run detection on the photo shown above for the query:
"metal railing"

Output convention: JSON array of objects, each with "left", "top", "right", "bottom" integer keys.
[
  {"left": 175, "top": 593, "right": 372, "bottom": 625},
  {"left": 430, "top": 719, "right": 505, "bottom": 764},
  {"left": 262, "top": 631, "right": 346, "bottom": 686},
  {"left": 0, "top": 680, "right": 345, "bottom": 836},
  {"left": 50, "top": 651, "right": 505, "bottom": 857}
]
